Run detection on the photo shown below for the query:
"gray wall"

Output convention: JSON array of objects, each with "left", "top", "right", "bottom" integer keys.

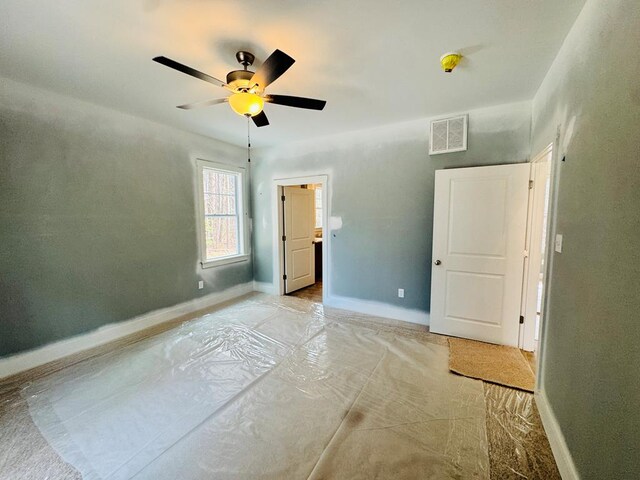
[
  {"left": 252, "top": 102, "right": 531, "bottom": 313},
  {"left": 531, "top": 0, "right": 640, "bottom": 478},
  {"left": 0, "top": 78, "right": 252, "bottom": 357}
]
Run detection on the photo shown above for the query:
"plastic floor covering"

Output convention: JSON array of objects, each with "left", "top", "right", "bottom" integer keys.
[{"left": 0, "top": 293, "right": 559, "bottom": 479}]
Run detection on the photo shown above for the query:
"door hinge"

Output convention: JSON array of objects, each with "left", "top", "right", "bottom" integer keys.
[
  {"left": 282, "top": 235, "right": 286, "bottom": 242},
  {"left": 519, "top": 315, "right": 524, "bottom": 324},
  {"left": 281, "top": 195, "right": 286, "bottom": 202},
  {"left": 283, "top": 274, "right": 287, "bottom": 280},
  {"left": 529, "top": 180, "right": 534, "bottom": 189}
]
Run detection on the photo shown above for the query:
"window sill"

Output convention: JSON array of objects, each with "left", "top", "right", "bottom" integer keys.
[{"left": 201, "top": 254, "right": 250, "bottom": 269}]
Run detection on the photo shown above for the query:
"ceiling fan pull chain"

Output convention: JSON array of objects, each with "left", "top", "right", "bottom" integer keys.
[{"left": 247, "top": 117, "right": 251, "bottom": 163}]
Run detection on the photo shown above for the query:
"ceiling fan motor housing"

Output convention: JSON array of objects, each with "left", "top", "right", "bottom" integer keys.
[{"left": 226, "top": 70, "right": 256, "bottom": 92}]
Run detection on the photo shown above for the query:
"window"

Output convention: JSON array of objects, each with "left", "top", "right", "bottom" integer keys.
[
  {"left": 197, "top": 160, "right": 248, "bottom": 267},
  {"left": 314, "top": 187, "right": 322, "bottom": 229}
]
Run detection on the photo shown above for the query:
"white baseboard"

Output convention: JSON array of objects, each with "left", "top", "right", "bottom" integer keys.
[
  {"left": 250, "top": 284, "right": 429, "bottom": 327},
  {"left": 324, "top": 294, "right": 430, "bottom": 326},
  {"left": 0, "top": 282, "right": 254, "bottom": 380},
  {"left": 253, "top": 281, "right": 279, "bottom": 295},
  {"left": 535, "top": 390, "right": 580, "bottom": 480}
]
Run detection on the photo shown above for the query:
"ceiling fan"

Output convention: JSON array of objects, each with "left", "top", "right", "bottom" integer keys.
[{"left": 153, "top": 49, "right": 326, "bottom": 127}]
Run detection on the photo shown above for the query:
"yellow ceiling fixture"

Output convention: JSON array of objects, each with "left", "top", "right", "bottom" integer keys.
[
  {"left": 440, "top": 52, "right": 462, "bottom": 73},
  {"left": 229, "top": 92, "right": 264, "bottom": 117}
]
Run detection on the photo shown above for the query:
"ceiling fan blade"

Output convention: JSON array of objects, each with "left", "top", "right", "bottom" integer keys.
[
  {"left": 265, "top": 94, "right": 326, "bottom": 111},
  {"left": 250, "top": 49, "right": 295, "bottom": 89},
  {"left": 177, "top": 98, "right": 228, "bottom": 110},
  {"left": 252, "top": 111, "right": 270, "bottom": 127},
  {"left": 153, "top": 56, "right": 226, "bottom": 88}
]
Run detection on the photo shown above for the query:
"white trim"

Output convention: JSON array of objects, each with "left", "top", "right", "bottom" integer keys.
[
  {"left": 272, "top": 174, "right": 331, "bottom": 303},
  {"left": 535, "top": 390, "right": 581, "bottom": 480},
  {"left": 252, "top": 281, "right": 279, "bottom": 295},
  {"left": 201, "top": 253, "right": 249, "bottom": 269},
  {"left": 518, "top": 163, "right": 536, "bottom": 349},
  {"left": 531, "top": 143, "right": 554, "bottom": 163},
  {"left": 536, "top": 129, "right": 562, "bottom": 391},
  {"left": 519, "top": 143, "right": 554, "bottom": 351},
  {"left": 195, "top": 159, "right": 250, "bottom": 268},
  {"left": 0, "top": 282, "right": 254, "bottom": 380},
  {"left": 324, "top": 294, "right": 430, "bottom": 326}
]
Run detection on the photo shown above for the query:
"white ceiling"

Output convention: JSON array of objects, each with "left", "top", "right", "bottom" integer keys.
[{"left": 1, "top": 0, "right": 585, "bottom": 147}]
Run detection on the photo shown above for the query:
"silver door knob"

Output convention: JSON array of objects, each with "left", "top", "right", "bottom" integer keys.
[{"left": 434, "top": 260, "right": 442, "bottom": 265}]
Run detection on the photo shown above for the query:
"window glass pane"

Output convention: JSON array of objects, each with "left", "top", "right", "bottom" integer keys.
[
  {"left": 204, "top": 216, "right": 239, "bottom": 259},
  {"left": 204, "top": 193, "right": 236, "bottom": 215},
  {"left": 201, "top": 167, "right": 241, "bottom": 260},
  {"left": 203, "top": 169, "right": 236, "bottom": 196}
]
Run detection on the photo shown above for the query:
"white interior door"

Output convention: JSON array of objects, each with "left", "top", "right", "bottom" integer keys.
[
  {"left": 430, "top": 164, "right": 530, "bottom": 346},
  {"left": 283, "top": 186, "right": 315, "bottom": 293}
]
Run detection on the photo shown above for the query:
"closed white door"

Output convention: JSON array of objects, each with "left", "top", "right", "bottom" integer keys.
[
  {"left": 430, "top": 164, "right": 530, "bottom": 346},
  {"left": 283, "top": 186, "right": 315, "bottom": 293}
]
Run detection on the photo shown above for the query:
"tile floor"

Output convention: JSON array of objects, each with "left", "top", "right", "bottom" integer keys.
[{"left": 288, "top": 281, "right": 323, "bottom": 303}]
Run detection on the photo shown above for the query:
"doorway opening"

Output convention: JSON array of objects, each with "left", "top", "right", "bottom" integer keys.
[
  {"left": 520, "top": 144, "right": 554, "bottom": 353},
  {"left": 273, "top": 175, "right": 328, "bottom": 304}
]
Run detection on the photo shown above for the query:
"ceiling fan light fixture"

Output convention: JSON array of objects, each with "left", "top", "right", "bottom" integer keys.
[
  {"left": 154, "top": 49, "right": 325, "bottom": 128},
  {"left": 229, "top": 92, "right": 264, "bottom": 117}
]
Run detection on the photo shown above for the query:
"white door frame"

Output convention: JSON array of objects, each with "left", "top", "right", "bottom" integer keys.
[
  {"left": 272, "top": 174, "right": 330, "bottom": 302},
  {"left": 520, "top": 144, "right": 554, "bottom": 351},
  {"left": 534, "top": 132, "right": 562, "bottom": 391}
]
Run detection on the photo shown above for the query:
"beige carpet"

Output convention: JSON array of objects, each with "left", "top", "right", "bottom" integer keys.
[{"left": 448, "top": 338, "right": 535, "bottom": 392}]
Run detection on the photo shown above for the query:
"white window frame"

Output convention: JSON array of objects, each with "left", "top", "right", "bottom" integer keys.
[{"left": 196, "top": 159, "right": 249, "bottom": 268}]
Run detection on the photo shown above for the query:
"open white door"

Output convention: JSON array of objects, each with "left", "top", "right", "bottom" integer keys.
[
  {"left": 283, "top": 186, "right": 315, "bottom": 293},
  {"left": 430, "top": 164, "right": 530, "bottom": 346}
]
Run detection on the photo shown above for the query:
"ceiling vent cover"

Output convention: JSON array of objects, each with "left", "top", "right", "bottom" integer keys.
[{"left": 429, "top": 114, "right": 468, "bottom": 155}]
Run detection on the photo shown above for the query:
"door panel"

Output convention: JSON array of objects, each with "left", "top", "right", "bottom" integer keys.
[
  {"left": 291, "top": 248, "right": 311, "bottom": 278},
  {"left": 284, "top": 186, "right": 315, "bottom": 293},
  {"left": 430, "top": 164, "right": 530, "bottom": 346},
  {"left": 445, "top": 271, "right": 504, "bottom": 325},
  {"left": 449, "top": 178, "right": 508, "bottom": 257}
]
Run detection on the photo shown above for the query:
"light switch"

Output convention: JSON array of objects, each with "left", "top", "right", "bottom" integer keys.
[
  {"left": 398, "top": 288, "right": 405, "bottom": 298},
  {"left": 555, "top": 234, "right": 563, "bottom": 253},
  {"left": 198, "top": 280, "right": 204, "bottom": 290}
]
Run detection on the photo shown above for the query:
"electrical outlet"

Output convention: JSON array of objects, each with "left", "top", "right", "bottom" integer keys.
[
  {"left": 198, "top": 280, "right": 204, "bottom": 290},
  {"left": 555, "top": 234, "right": 563, "bottom": 253},
  {"left": 398, "top": 288, "right": 405, "bottom": 298}
]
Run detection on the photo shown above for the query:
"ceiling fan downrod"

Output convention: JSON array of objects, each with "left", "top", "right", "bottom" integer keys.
[{"left": 235, "top": 51, "right": 255, "bottom": 71}]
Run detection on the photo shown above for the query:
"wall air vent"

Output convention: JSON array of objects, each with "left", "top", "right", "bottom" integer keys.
[{"left": 429, "top": 114, "right": 468, "bottom": 155}]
